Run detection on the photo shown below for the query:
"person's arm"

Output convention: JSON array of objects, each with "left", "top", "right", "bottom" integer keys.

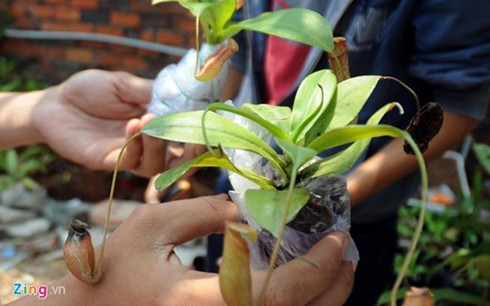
[
  {"left": 10, "top": 195, "right": 353, "bottom": 306},
  {"left": 347, "top": 110, "right": 477, "bottom": 206},
  {"left": 0, "top": 90, "right": 45, "bottom": 148},
  {"left": 348, "top": 0, "right": 490, "bottom": 206},
  {"left": 0, "top": 69, "right": 167, "bottom": 177}
]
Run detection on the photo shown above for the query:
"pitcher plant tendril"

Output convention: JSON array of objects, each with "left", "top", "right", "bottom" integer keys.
[{"left": 63, "top": 132, "right": 142, "bottom": 284}]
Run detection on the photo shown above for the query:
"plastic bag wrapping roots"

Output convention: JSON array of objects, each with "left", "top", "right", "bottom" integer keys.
[
  {"left": 230, "top": 175, "right": 359, "bottom": 270},
  {"left": 148, "top": 42, "right": 230, "bottom": 115}
]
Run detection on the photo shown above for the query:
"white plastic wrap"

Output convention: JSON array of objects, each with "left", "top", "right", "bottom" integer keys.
[
  {"left": 148, "top": 42, "right": 231, "bottom": 115},
  {"left": 222, "top": 104, "right": 359, "bottom": 269}
]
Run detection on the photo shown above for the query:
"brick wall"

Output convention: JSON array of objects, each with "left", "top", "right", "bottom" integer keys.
[{"left": 0, "top": 0, "right": 196, "bottom": 84}]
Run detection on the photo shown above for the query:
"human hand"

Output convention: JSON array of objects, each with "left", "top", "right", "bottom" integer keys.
[
  {"left": 11, "top": 195, "right": 353, "bottom": 306},
  {"left": 32, "top": 69, "right": 167, "bottom": 177},
  {"left": 255, "top": 231, "right": 354, "bottom": 306},
  {"left": 144, "top": 142, "right": 206, "bottom": 203}
]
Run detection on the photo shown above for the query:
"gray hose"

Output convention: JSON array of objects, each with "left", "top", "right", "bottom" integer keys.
[{"left": 4, "top": 28, "right": 188, "bottom": 57}]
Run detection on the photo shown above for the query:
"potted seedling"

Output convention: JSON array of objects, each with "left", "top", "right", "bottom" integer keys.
[
  {"left": 141, "top": 68, "right": 433, "bottom": 306},
  {"left": 64, "top": 1, "right": 440, "bottom": 306},
  {"left": 147, "top": 0, "right": 335, "bottom": 115},
  {"left": 64, "top": 0, "right": 336, "bottom": 287}
]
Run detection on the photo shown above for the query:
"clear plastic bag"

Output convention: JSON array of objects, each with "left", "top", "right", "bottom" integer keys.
[
  {"left": 148, "top": 42, "right": 231, "bottom": 115},
  {"left": 223, "top": 106, "right": 359, "bottom": 269}
]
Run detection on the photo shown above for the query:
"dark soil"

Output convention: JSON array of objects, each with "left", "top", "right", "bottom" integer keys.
[
  {"left": 32, "top": 159, "right": 220, "bottom": 203},
  {"left": 33, "top": 159, "right": 149, "bottom": 203}
]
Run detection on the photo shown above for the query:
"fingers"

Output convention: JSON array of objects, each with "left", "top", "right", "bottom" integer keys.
[
  {"left": 263, "top": 232, "right": 350, "bottom": 306},
  {"left": 145, "top": 195, "right": 237, "bottom": 246},
  {"left": 120, "top": 114, "right": 168, "bottom": 177},
  {"left": 308, "top": 261, "right": 355, "bottom": 306},
  {"left": 166, "top": 143, "right": 206, "bottom": 169},
  {"left": 133, "top": 115, "right": 167, "bottom": 177},
  {"left": 113, "top": 71, "right": 153, "bottom": 106},
  {"left": 144, "top": 175, "right": 162, "bottom": 203},
  {"left": 119, "top": 117, "right": 144, "bottom": 170}
]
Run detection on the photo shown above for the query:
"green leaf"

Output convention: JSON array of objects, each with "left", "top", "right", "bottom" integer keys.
[
  {"left": 242, "top": 103, "right": 291, "bottom": 135},
  {"left": 4, "top": 149, "right": 18, "bottom": 176},
  {"left": 143, "top": 111, "right": 284, "bottom": 171},
  {"left": 200, "top": 0, "right": 236, "bottom": 37},
  {"left": 245, "top": 188, "right": 310, "bottom": 236},
  {"left": 379, "top": 287, "right": 490, "bottom": 306},
  {"left": 152, "top": 1, "right": 236, "bottom": 44},
  {"left": 431, "top": 288, "right": 490, "bottom": 305},
  {"left": 17, "top": 159, "right": 42, "bottom": 178},
  {"left": 153, "top": 1, "right": 214, "bottom": 18},
  {"left": 307, "top": 124, "right": 406, "bottom": 153},
  {"left": 152, "top": 0, "right": 176, "bottom": 5},
  {"left": 473, "top": 143, "right": 490, "bottom": 174},
  {"left": 471, "top": 255, "right": 490, "bottom": 282},
  {"left": 304, "top": 91, "right": 338, "bottom": 145},
  {"left": 206, "top": 103, "right": 290, "bottom": 140},
  {"left": 222, "top": 8, "right": 333, "bottom": 52},
  {"left": 301, "top": 103, "right": 400, "bottom": 178},
  {"left": 327, "top": 76, "right": 381, "bottom": 130},
  {"left": 220, "top": 222, "right": 256, "bottom": 306},
  {"left": 290, "top": 70, "right": 337, "bottom": 143},
  {"left": 275, "top": 138, "right": 317, "bottom": 171},
  {"left": 155, "top": 149, "right": 274, "bottom": 191}
]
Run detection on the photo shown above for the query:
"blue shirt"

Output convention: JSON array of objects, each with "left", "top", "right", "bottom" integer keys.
[{"left": 231, "top": 0, "right": 490, "bottom": 223}]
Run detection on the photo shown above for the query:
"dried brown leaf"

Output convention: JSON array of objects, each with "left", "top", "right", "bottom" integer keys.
[
  {"left": 402, "top": 287, "right": 434, "bottom": 306},
  {"left": 219, "top": 222, "right": 257, "bottom": 306}
]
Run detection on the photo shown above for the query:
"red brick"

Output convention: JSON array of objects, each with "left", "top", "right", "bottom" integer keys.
[
  {"left": 30, "top": 5, "right": 56, "bottom": 19},
  {"left": 55, "top": 7, "right": 81, "bottom": 21},
  {"left": 96, "top": 25, "right": 124, "bottom": 37},
  {"left": 98, "top": 53, "right": 120, "bottom": 66},
  {"left": 41, "top": 21, "right": 94, "bottom": 32},
  {"left": 70, "top": 0, "right": 99, "bottom": 9},
  {"left": 140, "top": 29, "right": 154, "bottom": 42},
  {"left": 14, "top": 18, "right": 36, "bottom": 29},
  {"left": 41, "top": 21, "right": 69, "bottom": 31},
  {"left": 110, "top": 11, "right": 140, "bottom": 27},
  {"left": 66, "top": 48, "right": 94, "bottom": 63},
  {"left": 41, "top": 21, "right": 94, "bottom": 33},
  {"left": 123, "top": 55, "right": 149, "bottom": 71},
  {"left": 130, "top": 0, "right": 157, "bottom": 13},
  {"left": 156, "top": 29, "right": 185, "bottom": 46},
  {"left": 110, "top": 44, "right": 136, "bottom": 54},
  {"left": 10, "top": 4, "right": 29, "bottom": 19},
  {"left": 44, "top": 45, "right": 66, "bottom": 58},
  {"left": 173, "top": 18, "right": 196, "bottom": 34},
  {"left": 168, "top": 54, "right": 183, "bottom": 63},
  {"left": 81, "top": 41, "right": 108, "bottom": 50},
  {"left": 68, "top": 23, "right": 95, "bottom": 32},
  {"left": 45, "top": 0, "right": 65, "bottom": 4},
  {"left": 2, "top": 40, "right": 39, "bottom": 57},
  {"left": 156, "top": 2, "right": 189, "bottom": 15},
  {"left": 188, "top": 36, "right": 198, "bottom": 48},
  {"left": 13, "top": 0, "right": 37, "bottom": 5},
  {"left": 138, "top": 49, "right": 160, "bottom": 58}
]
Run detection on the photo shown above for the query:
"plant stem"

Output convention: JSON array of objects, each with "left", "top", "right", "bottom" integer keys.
[
  {"left": 201, "top": 105, "right": 289, "bottom": 182},
  {"left": 93, "top": 131, "right": 142, "bottom": 280},
  {"left": 381, "top": 76, "right": 420, "bottom": 112},
  {"left": 257, "top": 169, "right": 299, "bottom": 304},
  {"left": 194, "top": 17, "right": 200, "bottom": 77},
  {"left": 390, "top": 135, "right": 428, "bottom": 306}
]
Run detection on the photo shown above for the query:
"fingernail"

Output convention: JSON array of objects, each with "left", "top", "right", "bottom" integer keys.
[
  {"left": 214, "top": 193, "right": 230, "bottom": 201},
  {"left": 330, "top": 231, "right": 349, "bottom": 255},
  {"left": 351, "top": 260, "right": 358, "bottom": 272}
]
